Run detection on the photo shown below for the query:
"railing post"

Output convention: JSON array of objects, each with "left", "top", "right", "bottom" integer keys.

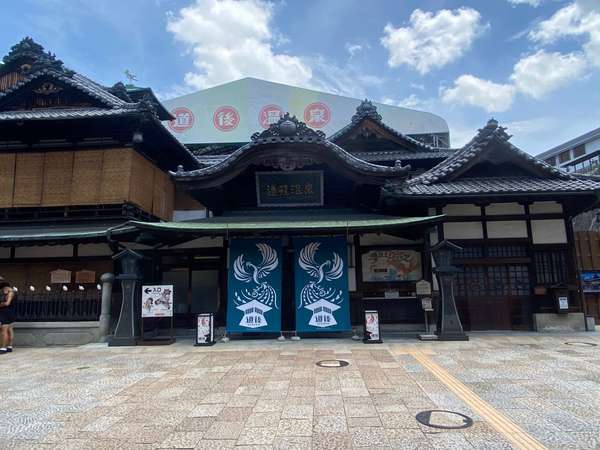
[{"left": 99, "top": 273, "right": 115, "bottom": 342}]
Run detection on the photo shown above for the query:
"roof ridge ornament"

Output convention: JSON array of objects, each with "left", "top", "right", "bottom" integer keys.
[
  {"left": 352, "top": 99, "right": 382, "bottom": 123},
  {"left": 251, "top": 112, "right": 325, "bottom": 141},
  {"left": 2, "top": 37, "right": 72, "bottom": 76}
]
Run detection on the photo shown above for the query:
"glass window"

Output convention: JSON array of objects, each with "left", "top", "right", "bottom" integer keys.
[
  {"left": 573, "top": 145, "right": 585, "bottom": 158},
  {"left": 558, "top": 150, "right": 571, "bottom": 163},
  {"left": 544, "top": 156, "right": 556, "bottom": 166}
]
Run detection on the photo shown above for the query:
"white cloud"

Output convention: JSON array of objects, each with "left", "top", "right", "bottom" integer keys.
[
  {"left": 381, "top": 94, "right": 434, "bottom": 110},
  {"left": 529, "top": 1, "right": 600, "bottom": 66},
  {"left": 380, "top": 7, "right": 486, "bottom": 74},
  {"left": 166, "top": 0, "right": 312, "bottom": 89},
  {"left": 441, "top": 74, "right": 516, "bottom": 112},
  {"left": 508, "top": 0, "right": 541, "bottom": 7},
  {"left": 503, "top": 117, "right": 557, "bottom": 134},
  {"left": 510, "top": 50, "right": 587, "bottom": 98},
  {"left": 345, "top": 43, "right": 364, "bottom": 58}
]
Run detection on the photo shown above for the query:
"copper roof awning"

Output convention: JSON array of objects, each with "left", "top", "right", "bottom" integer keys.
[{"left": 108, "top": 214, "right": 444, "bottom": 243}]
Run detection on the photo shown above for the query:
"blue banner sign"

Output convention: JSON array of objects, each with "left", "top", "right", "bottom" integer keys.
[
  {"left": 227, "top": 238, "right": 282, "bottom": 333},
  {"left": 294, "top": 236, "right": 350, "bottom": 332}
]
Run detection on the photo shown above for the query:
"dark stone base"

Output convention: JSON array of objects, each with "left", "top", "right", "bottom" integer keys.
[
  {"left": 108, "top": 336, "right": 137, "bottom": 347},
  {"left": 436, "top": 333, "right": 469, "bottom": 341}
]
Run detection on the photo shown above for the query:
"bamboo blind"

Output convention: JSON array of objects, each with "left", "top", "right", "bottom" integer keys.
[
  {"left": 152, "top": 169, "right": 167, "bottom": 219},
  {"left": 1, "top": 148, "right": 176, "bottom": 219},
  {"left": 99, "top": 148, "right": 132, "bottom": 203},
  {"left": 70, "top": 150, "right": 103, "bottom": 205},
  {"left": 575, "top": 231, "right": 600, "bottom": 270},
  {"left": 13, "top": 153, "right": 44, "bottom": 206},
  {"left": 129, "top": 151, "right": 155, "bottom": 213},
  {"left": 41, "top": 151, "right": 74, "bottom": 206},
  {"left": 0, "top": 153, "right": 16, "bottom": 207}
]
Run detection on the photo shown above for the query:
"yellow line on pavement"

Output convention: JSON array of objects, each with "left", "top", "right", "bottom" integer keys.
[{"left": 410, "top": 350, "right": 547, "bottom": 450}]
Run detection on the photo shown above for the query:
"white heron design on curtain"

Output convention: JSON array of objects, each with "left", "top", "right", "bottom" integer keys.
[
  {"left": 233, "top": 243, "right": 279, "bottom": 309},
  {"left": 298, "top": 242, "right": 344, "bottom": 312}
]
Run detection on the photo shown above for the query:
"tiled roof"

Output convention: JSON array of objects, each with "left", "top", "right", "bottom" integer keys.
[
  {"left": 350, "top": 149, "right": 455, "bottom": 162},
  {"left": 0, "top": 106, "right": 140, "bottom": 121},
  {"left": 408, "top": 119, "right": 569, "bottom": 186},
  {"left": 390, "top": 176, "right": 600, "bottom": 196},
  {"left": 174, "top": 114, "right": 410, "bottom": 183},
  {"left": 329, "top": 99, "right": 439, "bottom": 151}
]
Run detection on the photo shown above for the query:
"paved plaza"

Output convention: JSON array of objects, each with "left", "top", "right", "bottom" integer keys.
[{"left": 1, "top": 332, "right": 600, "bottom": 450}]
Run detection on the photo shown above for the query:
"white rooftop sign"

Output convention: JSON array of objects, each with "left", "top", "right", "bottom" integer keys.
[{"left": 162, "top": 77, "right": 448, "bottom": 144}]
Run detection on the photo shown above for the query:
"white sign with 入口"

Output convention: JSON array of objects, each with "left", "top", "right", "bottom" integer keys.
[{"left": 141, "top": 285, "right": 174, "bottom": 318}]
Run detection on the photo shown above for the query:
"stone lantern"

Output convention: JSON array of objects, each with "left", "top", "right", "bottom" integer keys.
[
  {"left": 431, "top": 240, "right": 468, "bottom": 341},
  {"left": 109, "top": 248, "right": 146, "bottom": 346}
]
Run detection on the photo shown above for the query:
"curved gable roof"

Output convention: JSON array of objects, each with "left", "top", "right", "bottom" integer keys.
[
  {"left": 329, "top": 99, "right": 439, "bottom": 151},
  {"left": 173, "top": 113, "right": 410, "bottom": 188},
  {"left": 408, "top": 119, "right": 569, "bottom": 187}
]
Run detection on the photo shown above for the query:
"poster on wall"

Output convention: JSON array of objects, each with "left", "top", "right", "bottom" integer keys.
[
  {"left": 226, "top": 239, "right": 282, "bottom": 333},
  {"left": 361, "top": 249, "right": 422, "bottom": 282},
  {"left": 582, "top": 271, "right": 600, "bottom": 293},
  {"left": 141, "top": 285, "right": 174, "bottom": 318},
  {"left": 294, "top": 237, "right": 350, "bottom": 332}
]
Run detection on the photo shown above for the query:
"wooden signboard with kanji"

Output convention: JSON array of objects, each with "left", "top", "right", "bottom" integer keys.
[
  {"left": 50, "top": 269, "right": 72, "bottom": 284},
  {"left": 75, "top": 270, "right": 96, "bottom": 284}
]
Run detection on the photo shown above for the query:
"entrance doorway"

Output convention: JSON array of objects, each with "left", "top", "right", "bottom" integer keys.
[
  {"left": 160, "top": 253, "right": 224, "bottom": 328},
  {"left": 455, "top": 264, "right": 532, "bottom": 330}
]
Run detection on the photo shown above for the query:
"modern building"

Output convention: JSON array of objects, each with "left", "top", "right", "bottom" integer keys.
[
  {"left": 537, "top": 127, "right": 600, "bottom": 174},
  {"left": 1, "top": 38, "right": 599, "bottom": 345}
]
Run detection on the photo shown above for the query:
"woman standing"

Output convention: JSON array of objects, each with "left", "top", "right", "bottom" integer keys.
[{"left": 0, "top": 280, "right": 16, "bottom": 354}]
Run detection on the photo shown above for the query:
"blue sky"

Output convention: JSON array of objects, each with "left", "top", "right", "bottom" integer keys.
[{"left": 1, "top": 0, "right": 599, "bottom": 153}]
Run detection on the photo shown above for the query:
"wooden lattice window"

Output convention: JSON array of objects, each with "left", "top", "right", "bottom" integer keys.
[{"left": 533, "top": 250, "right": 568, "bottom": 285}]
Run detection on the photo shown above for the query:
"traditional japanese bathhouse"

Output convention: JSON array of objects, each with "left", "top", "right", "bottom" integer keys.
[
  {"left": 112, "top": 102, "right": 600, "bottom": 333},
  {"left": 0, "top": 38, "right": 198, "bottom": 322}
]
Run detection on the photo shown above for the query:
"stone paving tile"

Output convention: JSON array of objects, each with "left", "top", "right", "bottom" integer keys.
[
  {"left": 3, "top": 334, "right": 600, "bottom": 449},
  {"left": 158, "top": 430, "right": 205, "bottom": 448},
  {"left": 313, "top": 415, "right": 348, "bottom": 433},
  {"left": 203, "top": 421, "right": 245, "bottom": 440},
  {"left": 277, "top": 418, "right": 313, "bottom": 436},
  {"left": 236, "top": 427, "right": 277, "bottom": 446},
  {"left": 246, "top": 412, "right": 281, "bottom": 428},
  {"left": 349, "top": 426, "right": 390, "bottom": 448},
  {"left": 312, "top": 432, "right": 353, "bottom": 450}
]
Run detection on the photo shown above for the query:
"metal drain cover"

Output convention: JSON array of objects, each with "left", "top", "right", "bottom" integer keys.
[
  {"left": 415, "top": 410, "right": 473, "bottom": 430},
  {"left": 316, "top": 359, "right": 349, "bottom": 368},
  {"left": 565, "top": 342, "right": 597, "bottom": 347}
]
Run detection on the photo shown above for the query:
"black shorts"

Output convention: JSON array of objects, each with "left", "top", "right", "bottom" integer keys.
[{"left": 0, "top": 310, "right": 15, "bottom": 325}]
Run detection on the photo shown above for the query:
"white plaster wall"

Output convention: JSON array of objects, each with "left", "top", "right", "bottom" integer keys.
[
  {"left": 485, "top": 202, "right": 525, "bottom": 216},
  {"left": 442, "top": 204, "right": 481, "bottom": 216},
  {"left": 530, "top": 201, "right": 563, "bottom": 214},
  {"left": 170, "top": 237, "right": 224, "bottom": 249},
  {"left": 172, "top": 209, "right": 208, "bottom": 222},
  {"left": 585, "top": 136, "right": 600, "bottom": 154},
  {"left": 531, "top": 219, "right": 567, "bottom": 244},
  {"left": 429, "top": 229, "right": 439, "bottom": 247},
  {"left": 487, "top": 221, "right": 528, "bottom": 238},
  {"left": 15, "top": 245, "right": 73, "bottom": 258},
  {"left": 359, "top": 233, "right": 419, "bottom": 246},
  {"left": 443, "top": 222, "right": 483, "bottom": 239},
  {"left": 78, "top": 244, "right": 112, "bottom": 257},
  {"left": 348, "top": 267, "right": 357, "bottom": 292}
]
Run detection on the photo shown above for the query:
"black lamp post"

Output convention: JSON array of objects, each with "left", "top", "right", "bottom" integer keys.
[
  {"left": 109, "top": 248, "right": 145, "bottom": 346},
  {"left": 431, "top": 240, "right": 468, "bottom": 341}
]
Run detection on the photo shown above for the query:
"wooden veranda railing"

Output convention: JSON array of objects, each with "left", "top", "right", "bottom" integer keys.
[{"left": 14, "top": 291, "right": 102, "bottom": 322}]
